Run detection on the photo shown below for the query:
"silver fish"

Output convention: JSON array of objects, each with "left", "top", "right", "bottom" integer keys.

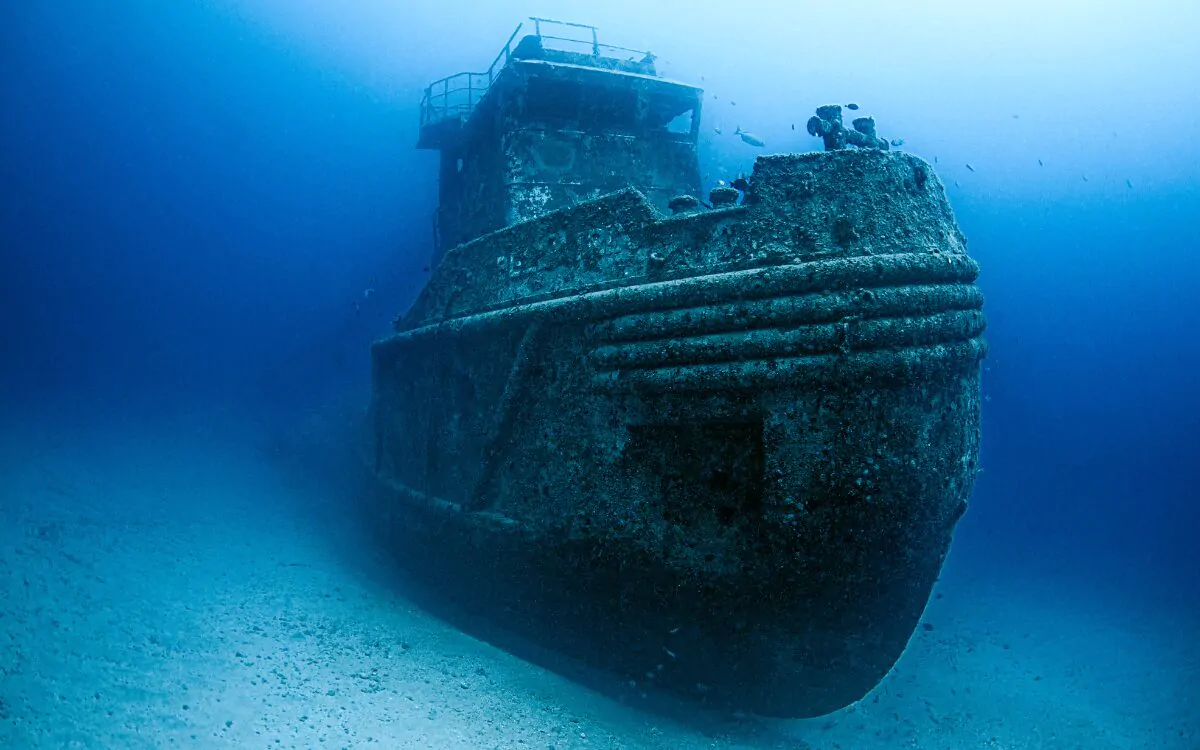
[{"left": 735, "top": 127, "right": 765, "bottom": 148}]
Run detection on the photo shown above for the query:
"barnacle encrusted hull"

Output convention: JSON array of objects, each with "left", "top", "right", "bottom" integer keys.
[{"left": 368, "top": 149, "right": 985, "bottom": 718}]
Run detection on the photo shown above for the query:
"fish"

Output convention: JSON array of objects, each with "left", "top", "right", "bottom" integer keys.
[
  {"left": 731, "top": 176, "right": 750, "bottom": 192},
  {"left": 1037, "top": 158, "right": 1043, "bottom": 166},
  {"left": 791, "top": 123, "right": 795, "bottom": 130},
  {"left": 934, "top": 155, "right": 939, "bottom": 164},
  {"left": 730, "top": 100, "right": 737, "bottom": 106},
  {"left": 735, "top": 127, "right": 765, "bottom": 147},
  {"left": 890, "top": 138, "right": 905, "bottom": 147},
  {"left": 965, "top": 163, "right": 976, "bottom": 172},
  {"left": 713, "top": 126, "right": 723, "bottom": 135},
  {"left": 845, "top": 103, "right": 860, "bottom": 110},
  {"left": 1082, "top": 175, "right": 1089, "bottom": 182},
  {"left": 1125, "top": 178, "right": 1133, "bottom": 188}
]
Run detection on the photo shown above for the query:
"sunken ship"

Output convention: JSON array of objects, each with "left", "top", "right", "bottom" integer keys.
[{"left": 367, "top": 18, "right": 985, "bottom": 718}]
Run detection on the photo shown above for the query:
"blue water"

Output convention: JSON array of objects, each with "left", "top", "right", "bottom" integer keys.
[{"left": 3, "top": 2, "right": 1197, "bottom": 748}]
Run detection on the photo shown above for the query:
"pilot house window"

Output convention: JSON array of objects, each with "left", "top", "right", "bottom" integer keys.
[{"left": 524, "top": 78, "right": 637, "bottom": 131}]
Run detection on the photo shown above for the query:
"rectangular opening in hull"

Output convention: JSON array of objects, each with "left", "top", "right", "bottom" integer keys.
[{"left": 622, "top": 420, "right": 766, "bottom": 560}]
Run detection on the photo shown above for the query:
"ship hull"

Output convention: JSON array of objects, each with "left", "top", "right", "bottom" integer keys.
[{"left": 369, "top": 150, "right": 985, "bottom": 717}]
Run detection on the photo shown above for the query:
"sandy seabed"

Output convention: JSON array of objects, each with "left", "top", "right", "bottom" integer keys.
[{"left": 1, "top": 416, "right": 1195, "bottom": 750}]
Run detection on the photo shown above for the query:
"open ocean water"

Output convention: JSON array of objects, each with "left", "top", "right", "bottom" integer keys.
[{"left": 2, "top": 2, "right": 1196, "bottom": 748}]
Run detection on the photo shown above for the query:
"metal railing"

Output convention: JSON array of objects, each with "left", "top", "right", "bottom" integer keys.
[
  {"left": 419, "top": 22, "right": 524, "bottom": 129},
  {"left": 528, "top": 17, "right": 650, "bottom": 59},
  {"left": 419, "top": 18, "right": 653, "bottom": 130}
]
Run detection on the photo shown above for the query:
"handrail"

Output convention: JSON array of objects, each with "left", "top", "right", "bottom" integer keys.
[
  {"left": 536, "top": 34, "right": 649, "bottom": 58},
  {"left": 419, "top": 17, "right": 654, "bottom": 132},
  {"left": 530, "top": 17, "right": 600, "bottom": 55},
  {"left": 528, "top": 17, "right": 596, "bottom": 29},
  {"left": 420, "top": 22, "right": 523, "bottom": 128}
]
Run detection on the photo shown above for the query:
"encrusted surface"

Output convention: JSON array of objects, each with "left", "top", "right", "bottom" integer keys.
[
  {"left": 426, "top": 57, "right": 701, "bottom": 260},
  {"left": 370, "top": 149, "right": 986, "bottom": 717}
]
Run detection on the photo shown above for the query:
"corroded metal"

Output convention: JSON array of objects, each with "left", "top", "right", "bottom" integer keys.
[
  {"left": 417, "top": 21, "right": 701, "bottom": 263},
  {"left": 369, "top": 142, "right": 986, "bottom": 716},
  {"left": 807, "top": 103, "right": 892, "bottom": 151}
]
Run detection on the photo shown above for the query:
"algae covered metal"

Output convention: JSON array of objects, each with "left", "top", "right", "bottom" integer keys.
[{"left": 368, "top": 19, "right": 985, "bottom": 718}]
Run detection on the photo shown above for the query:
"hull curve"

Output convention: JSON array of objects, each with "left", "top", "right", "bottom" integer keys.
[{"left": 368, "top": 150, "right": 985, "bottom": 717}]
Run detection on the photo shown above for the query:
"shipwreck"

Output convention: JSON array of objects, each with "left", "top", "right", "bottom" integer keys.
[{"left": 366, "top": 18, "right": 986, "bottom": 718}]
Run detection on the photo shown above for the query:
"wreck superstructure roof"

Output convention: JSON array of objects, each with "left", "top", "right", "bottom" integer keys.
[
  {"left": 418, "top": 59, "right": 702, "bottom": 151},
  {"left": 417, "top": 19, "right": 702, "bottom": 151}
]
